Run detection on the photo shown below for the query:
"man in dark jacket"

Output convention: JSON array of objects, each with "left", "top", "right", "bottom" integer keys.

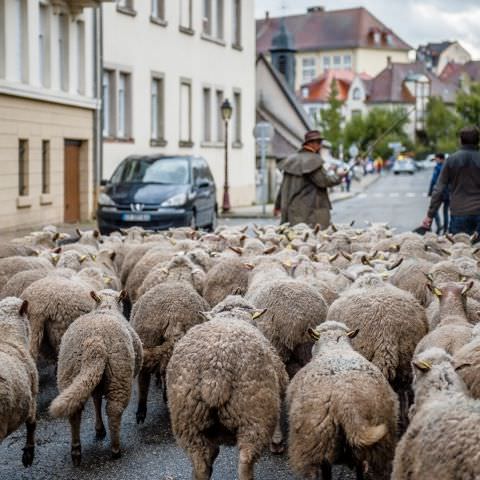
[
  {"left": 428, "top": 153, "right": 449, "bottom": 234},
  {"left": 423, "top": 127, "right": 480, "bottom": 235},
  {"left": 274, "top": 130, "right": 345, "bottom": 228}
]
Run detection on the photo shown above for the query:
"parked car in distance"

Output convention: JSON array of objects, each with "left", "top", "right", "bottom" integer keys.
[
  {"left": 97, "top": 155, "right": 217, "bottom": 234},
  {"left": 393, "top": 157, "right": 416, "bottom": 175},
  {"left": 416, "top": 154, "right": 437, "bottom": 170}
]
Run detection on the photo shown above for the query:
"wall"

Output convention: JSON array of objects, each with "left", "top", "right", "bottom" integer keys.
[
  {"left": 0, "top": 94, "right": 93, "bottom": 231},
  {"left": 437, "top": 42, "right": 472, "bottom": 75},
  {"left": 355, "top": 48, "right": 410, "bottom": 77},
  {"left": 102, "top": 0, "right": 256, "bottom": 207}
]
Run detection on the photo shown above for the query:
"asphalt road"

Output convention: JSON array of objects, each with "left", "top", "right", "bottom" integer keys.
[{"left": 0, "top": 171, "right": 432, "bottom": 480}]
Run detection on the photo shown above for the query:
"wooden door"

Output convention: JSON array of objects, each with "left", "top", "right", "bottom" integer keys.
[{"left": 64, "top": 140, "right": 81, "bottom": 223}]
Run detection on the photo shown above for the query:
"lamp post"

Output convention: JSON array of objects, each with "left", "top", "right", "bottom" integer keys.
[{"left": 221, "top": 98, "right": 233, "bottom": 212}]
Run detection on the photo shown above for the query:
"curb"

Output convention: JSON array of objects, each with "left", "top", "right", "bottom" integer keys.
[{"left": 220, "top": 175, "right": 382, "bottom": 220}]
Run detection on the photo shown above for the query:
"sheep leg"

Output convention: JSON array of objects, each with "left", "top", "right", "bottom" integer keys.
[
  {"left": 106, "top": 399, "right": 124, "bottom": 459},
  {"left": 269, "top": 418, "right": 284, "bottom": 454},
  {"left": 320, "top": 461, "right": 332, "bottom": 480},
  {"left": 238, "top": 444, "right": 256, "bottom": 480},
  {"left": 69, "top": 410, "right": 82, "bottom": 466},
  {"left": 191, "top": 445, "right": 219, "bottom": 480},
  {"left": 93, "top": 391, "right": 106, "bottom": 439},
  {"left": 303, "top": 466, "right": 319, "bottom": 480},
  {"left": 21, "top": 419, "right": 36, "bottom": 467},
  {"left": 136, "top": 369, "right": 151, "bottom": 424}
]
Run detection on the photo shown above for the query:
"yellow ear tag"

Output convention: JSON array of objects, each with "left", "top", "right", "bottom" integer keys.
[{"left": 434, "top": 288, "right": 443, "bottom": 297}]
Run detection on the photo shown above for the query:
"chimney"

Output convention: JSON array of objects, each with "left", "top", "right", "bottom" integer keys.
[
  {"left": 307, "top": 6, "right": 325, "bottom": 13},
  {"left": 387, "top": 56, "right": 392, "bottom": 68},
  {"left": 265, "top": 10, "right": 270, "bottom": 20}
]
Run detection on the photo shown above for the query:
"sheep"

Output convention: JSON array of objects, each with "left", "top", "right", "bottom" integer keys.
[
  {"left": 415, "top": 282, "right": 474, "bottom": 356},
  {"left": 0, "top": 269, "right": 47, "bottom": 300},
  {"left": 0, "top": 256, "right": 53, "bottom": 292},
  {"left": 166, "top": 296, "right": 288, "bottom": 480},
  {"left": 327, "top": 275, "right": 428, "bottom": 426},
  {"left": 288, "top": 321, "right": 398, "bottom": 480},
  {"left": 389, "top": 258, "right": 433, "bottom": 306},
  {"left": 131, "top": 281, "right": 209, "bottom": 423},
  {"left": 21, "top": 274, "right": 97, "bottom": 362},
  {"left": 136, "top": 254, "right": 205, "bottom": 300},
  {"left": 392, "top": 348, "right": 480, "bottom": 480},
  {"left": 75, "top": 228, "right": 102, "bottom": 248},
  {"left": 49, "top": 289, "right": 143, "bottom": 465},
  {"left": 246, "top": 277, "right": 328, "bottom": 377},
  {"left": 453, "top": 324, "right": 480, "bottom": 399},
  {"left": 0, "top": 243, "right": 38, "bottom": 259},
  {"left": 203, "top": 257, "right": 250, "bottom": 307},
  {"left": 0, "top": 297, "right": 38, "bottom": 467}
]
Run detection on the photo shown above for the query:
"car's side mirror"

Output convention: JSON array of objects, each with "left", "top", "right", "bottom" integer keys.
[
  {"left": 196, "top": 181, "right": 210, "bottom": 189},
  {"left": 100, "top": 179, "right": 109, "bottom": 187}
]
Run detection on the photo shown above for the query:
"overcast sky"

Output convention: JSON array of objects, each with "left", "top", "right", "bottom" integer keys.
[{"left": 255, "top": 0, "right": 480, "bottom": 59}]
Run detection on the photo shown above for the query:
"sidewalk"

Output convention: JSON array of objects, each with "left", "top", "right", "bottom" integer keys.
[{"left": 221, "top": 173, "right": 381, "bottom": 220}]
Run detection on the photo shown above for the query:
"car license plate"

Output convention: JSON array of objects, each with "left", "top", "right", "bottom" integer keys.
[{"left": 122, "top": 213, "right": 151, "bottom": 222}]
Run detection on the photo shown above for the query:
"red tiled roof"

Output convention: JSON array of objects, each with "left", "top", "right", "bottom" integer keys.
[
  {"left": 256, "top": 7, "right": 412, "bottom": 54},
  {"left": 300, "top": 69, "right": 371, "bottom": 103},
  {"left": 441, "top": 61, "right": 480, "bottom": 84},
  {"left": 368, "top": 62, "right": 456, "bottom": 104}
]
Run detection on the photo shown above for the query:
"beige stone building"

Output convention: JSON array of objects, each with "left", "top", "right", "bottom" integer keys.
[
  {"left": 417, "top": 41, "right": 472, "bottom": 76},
  {"left": 256, "top": 6, "right": 412, "bottom": 91},
  {"left": 0, "top": 0, "right": 109, "bottom": 233}
]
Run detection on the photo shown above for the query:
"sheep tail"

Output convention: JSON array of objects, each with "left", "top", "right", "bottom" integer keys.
[
  {"left": 200, "top": 371, "right": 231, "bottom": 408},
  {"left": 345, "top": 416, "right": 387, "bottom": 448},
  {"left": 49, "top": 337, "right": 107, "bottom": 418}
]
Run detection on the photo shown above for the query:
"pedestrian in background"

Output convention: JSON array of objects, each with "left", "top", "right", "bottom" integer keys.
[
  {"left": 274, "top": 130, "right": 345, "bottom": 228},
  {"left": 428, "top": 153, "right": 449, "bottom": 234},
  {"left": 423, "top": 127, "right": 480, "bottom": 235}
]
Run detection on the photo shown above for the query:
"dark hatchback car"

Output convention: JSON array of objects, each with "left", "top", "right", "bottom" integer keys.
[{"left": 97, "top": 155, "right": 217, "bottom": 234}]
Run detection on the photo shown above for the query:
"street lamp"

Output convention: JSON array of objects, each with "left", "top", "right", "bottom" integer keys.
[{"left": 221, "top": 98, "right": 233, "bottom": 212}]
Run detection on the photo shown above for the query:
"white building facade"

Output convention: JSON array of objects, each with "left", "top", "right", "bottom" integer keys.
[
  {"left": 0, "top": 0, "right": 107, "bottom": 232},
  {"left": 102, "top": 0, "right": 256, "bottom": 207}
]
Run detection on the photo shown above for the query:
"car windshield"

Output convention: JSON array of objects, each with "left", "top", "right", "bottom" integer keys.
[{"left": 111, "top": 157, "right": 190, "bottom": 185}]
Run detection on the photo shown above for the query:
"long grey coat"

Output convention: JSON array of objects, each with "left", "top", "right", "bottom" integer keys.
[{"left": 278, "top": 151, "right": 341, "bottom": 228}]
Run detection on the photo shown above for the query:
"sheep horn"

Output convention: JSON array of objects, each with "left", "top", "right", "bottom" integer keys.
[
  {"left": 263, "top": 246, "right": 276, "bottom": 255},
  {"left": 350, "top": 220, "right": 355, "bottom": 227},
  {"left": 314, "top": 224, "right": 321, "bottom": 234},
  {"left": 330, "top": 224, "right": 338, "bottom": 233},
  {"left": 76, "top": 228, "right": 82, "bottom": 237},
  {"left": 387, "top": 258, "right": 404, "bottom": 271},
  {"left": 229, "top": 246, "right": 243, "bottom": 255},
  {"left": 473, "top": 248, "right": 480, "bottom": 255},
  {"left": 303, "top": 232, "right": 310, "bottom": 242},
  {"left": 361, "top": 255, "right": 372, "bottom": 266},
  {"left": 347, "top": 329, "right": 359, "bottom": 339},
  {"left": 472, "top": 232, "right": 480, "bottom": 245},
  {"left": 239, "top": 226, "right": 248, "bottom": 233},
  {"left": 439, "top": 248, "right": 451, "bottom": 256}
]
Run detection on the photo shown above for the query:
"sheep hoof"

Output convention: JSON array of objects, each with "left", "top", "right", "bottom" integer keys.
[
  {"left": 22, "top": 446, "right": 34, "bottom": 467},
  {"left": 95, "top": 425, "right": 107, "bottom": 440},
  {"left": 136, "top": 407, "right": 147, "bottom": 424},
  {"left": 269, "top": 441, "right": 284, "bottom": 455},
  {"left": 71, "top": 445, "right": 81, "bottom": 466},
  {"left": 111, "top": 449, "right": 122, "bottom": 460}
]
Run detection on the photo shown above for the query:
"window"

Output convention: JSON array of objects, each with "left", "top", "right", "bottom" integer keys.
[
  {"left": 203, "top": 0, "right": 212, "bottom": 35},
  {"left": 232, "top": 0, "right": 241, "bottom": 47},
  {"left": 180, "top": 0, "right": 192, "bottom": 30},
  {"left": 41, "top": 140, "right": 50, "bottom": 194},
  {"left": 233, "top": 91, "right": 241, "bottom": 144},
  {"left": 302, "top": 57, "right": 316, "bottom": 83},
  {"left": 13, "top": 0, "right": 27, "bottom": 82},
  {"left": 0, "top": 0, "right": 5, "bottom": 78},
  {"left": 180, "top": 80, "right": 192, "bottom": 145},
  {"left": 333, "top": 55, "right": 341, "bottom": 69},
  {"left": 38, "top": 4, "right": 50, "bottom": 87},
  {"left": 343, "top": 55, "right": 352, "bottom": 69},
  {"left": 102, "top": 70, "right": 114, "bottom": 137},
  {"left": 18, "top": 139, "right": 28, "bottom": 196},
  {"left": 373, "top": 31, "right": 381, "bottom": 45},
  {"left": 58, "top": 13, "right": 69, "bottom": 92},
  {"left": 151, "top": 0, "right": 164, "bottom": 20},
  {"left": 216, "top": 0, "right": 224, "bottom": 39},
  {"left": 118, "top": 73, "right": 129, "bottom": 138},
  {"left": 386, "top": 33, "right": 393, "bottom": 46},
  {"left": 76, "top": 21, "right": 85, "bottom": 94},
  {"left": 278, "top": 55, "right": 287, "bottom": 76},
  {"left": 216, "top": 90, "right": 224, "bottom": 142},
  {"left": 323, "top": 56, "right": 331, "bottom": 69},
  {"left": 302, "top": 87, "right": 309, "bottom": 98},
  {"left": 352, "top": 87, "right": 362, "bottom": 100},
  {"left": 203, "top": 87, "right": 212, "bottom": 142},
  {"left": 151, "top": 76, "right": 165, "bottom": 142},
  {"left": 117, "top": 0, "right": 134, "bottom": 9}
]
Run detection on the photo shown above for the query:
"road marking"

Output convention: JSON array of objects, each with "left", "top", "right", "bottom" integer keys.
[
  {"left": 389, "top": 192, "right": 400, "bottom": 197},
  {"left": 406, "top": 193, "right": 416, "bottom": 197},
  {"left": 373, "top": 193, "right": 384, "bottom": 197},
  {"left": 421, "top": 193, "right": 428, "bottom": 197},
  {"left": 358, "top": 193, "right": 368, "bottom": 198}
]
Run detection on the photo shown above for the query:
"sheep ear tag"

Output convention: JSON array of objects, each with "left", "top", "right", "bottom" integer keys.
[
  {"left": 413, "top": 360, "right": 432, "bottom": 372},
  {"left": 347, "top": 329, "right": 359, "bottom": 339},
  {"left": 19, "top": 300, "right": 29, "bottom": 317},
  {"left": 307, "top": 328, "right": 320, "bottom": 341},
  {"left": 433, "top": 288, "right": 443, "bottom": 297},
  {"left": 251, "top": 309, "right": 267, "bottom": 321}
]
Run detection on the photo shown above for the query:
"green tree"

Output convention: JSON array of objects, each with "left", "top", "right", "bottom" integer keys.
[
  {"left": 425, "top": 96, "right": 461, "bottom": 153},
  {"left": 343, "top": 107, "right": 411, "bottom": 159},
  {"left": 319, "top": 80, "right": 344, "bottom": 157},
  {"left": 456, "top": 82, "right": 480, "bottom": 126}
]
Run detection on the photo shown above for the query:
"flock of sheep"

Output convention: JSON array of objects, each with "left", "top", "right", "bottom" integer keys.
[{"left": 1, "top": 222, "right": 480, "bottom": 479}]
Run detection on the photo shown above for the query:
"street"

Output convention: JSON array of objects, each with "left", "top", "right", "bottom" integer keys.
[{"left": 0, "top": 170, "right": 431, "bottom": 480}]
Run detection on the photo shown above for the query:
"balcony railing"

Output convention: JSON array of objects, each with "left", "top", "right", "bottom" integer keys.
[{"left": 50, "top": 0, "right": 114, "bottom": 14}]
